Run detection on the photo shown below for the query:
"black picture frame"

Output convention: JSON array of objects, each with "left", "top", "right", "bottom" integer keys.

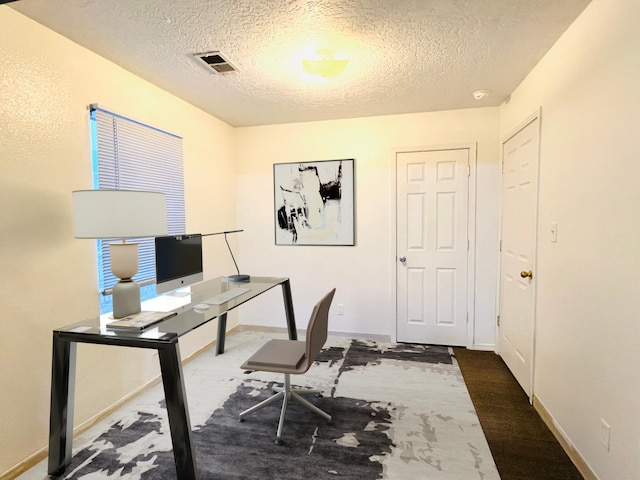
[{"left": 273, "top": 159, "right": 355, "bottom": 246}]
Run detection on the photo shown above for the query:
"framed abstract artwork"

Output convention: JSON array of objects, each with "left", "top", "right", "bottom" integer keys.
[{"left": 274, "top": 159, "right": 355, "bottom": 246}]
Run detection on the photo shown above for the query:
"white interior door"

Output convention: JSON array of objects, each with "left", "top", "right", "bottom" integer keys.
[
  {"left": 396, "top": 148, "right": 469, "bottom": 346},
  {"left": 498, "top": 115, "right": 540, "bottom": 398}
]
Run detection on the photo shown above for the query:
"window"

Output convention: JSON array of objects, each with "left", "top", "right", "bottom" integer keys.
[{"left": 89, "top": 105, "right": 185, "bottom": 314}]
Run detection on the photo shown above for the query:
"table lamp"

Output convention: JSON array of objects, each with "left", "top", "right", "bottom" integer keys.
[
  {"left": 73, "top": 190, "right": 167, "bottom": 318},
  {"left": 202, "top": 230, "right": 250, "bottom": 283}
]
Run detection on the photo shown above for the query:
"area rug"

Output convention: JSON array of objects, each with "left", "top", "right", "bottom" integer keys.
[{"left": 56, "top": 331, "right": 499, "bottom": 479}]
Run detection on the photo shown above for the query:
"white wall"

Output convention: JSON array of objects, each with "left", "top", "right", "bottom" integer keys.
[
  {"left": 500, "top": 0, "right": 640, "bottom": 478},
  {"left": 0, "top": 8, "right": 236, "bottom": 475},
  {"left": 234, "top": 109, "right": 501, "bottom": 347}
]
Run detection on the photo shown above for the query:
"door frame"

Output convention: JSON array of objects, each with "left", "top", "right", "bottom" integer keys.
[
  {"left": 497, "top": 109, "right": 541, "bottom": 400},
  {"left": 391, "top": 143, "right": 477, "bottom": 346}
]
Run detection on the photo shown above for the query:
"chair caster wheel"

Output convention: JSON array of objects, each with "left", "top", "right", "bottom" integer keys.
[
  {"left": 238, "top": 418, "right": 244, "bottom": 423},
  {"left": 275, "top": 438, "right": 283, "bottom": 445},
  {"left": 314, "top": 393, "right": 323, "bottom": 398}
]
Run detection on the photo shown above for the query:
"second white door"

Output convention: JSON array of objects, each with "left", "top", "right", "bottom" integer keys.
[
  {"left": 498, "top": 115, "right": 540, "bottom": 397},
  {"left": 396, "top": 148, "right": 469, "bottom": 346}
]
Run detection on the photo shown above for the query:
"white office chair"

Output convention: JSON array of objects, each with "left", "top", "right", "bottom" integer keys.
[{"left": 238, "top": 288, "right": 336, "bottom": 444}]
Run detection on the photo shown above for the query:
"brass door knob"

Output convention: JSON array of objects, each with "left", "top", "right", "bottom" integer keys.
[{"left": 520, "top": 270, "right": 533, "bottom": 279}]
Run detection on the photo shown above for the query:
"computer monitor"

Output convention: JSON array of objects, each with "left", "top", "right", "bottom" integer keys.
[{"left": 155, "top": 234, "right": 203, "bottom": 294}]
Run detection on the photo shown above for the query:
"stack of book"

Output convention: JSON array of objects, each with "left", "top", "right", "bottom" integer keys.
[{"left": 107, "top": 311, "right": 177, "bottom": 331}]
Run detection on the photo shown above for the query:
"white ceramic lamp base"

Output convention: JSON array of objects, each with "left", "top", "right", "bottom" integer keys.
[
  {"left": 112, "top": 279, "right": 141, "bottom": 318},
  {"left": 110, "top": 242, "right": 141, "bottom": 318}
]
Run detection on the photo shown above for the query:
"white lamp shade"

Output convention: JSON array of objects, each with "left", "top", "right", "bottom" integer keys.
[{"left": 73, "top": 190, "right": 167, "bottom": 239}]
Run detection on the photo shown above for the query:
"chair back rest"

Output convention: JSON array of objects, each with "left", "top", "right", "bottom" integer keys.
[{"left": 304, "top": 288, "right": 336, "bottom": 368}]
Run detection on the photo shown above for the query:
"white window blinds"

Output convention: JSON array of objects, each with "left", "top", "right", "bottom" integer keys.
[{"left": 90, "top": 106, "right": 185, "bottom": 311}]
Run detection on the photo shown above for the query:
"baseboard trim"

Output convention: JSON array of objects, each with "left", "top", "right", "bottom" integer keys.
[
  {"left": 238, "top": 324, "right": 391, "bottom": 343},
  {"left": 0, "top": 447, "right": 48, "bottom": 480},
  {"left": 0, "top": 331, "right": 232, "bottom": 480},
  {"left": 467, "top": 343, "right": 496, "bottom": 351},
  {"left": 533, "top": 395, "right": 599, "bottom": 480}
]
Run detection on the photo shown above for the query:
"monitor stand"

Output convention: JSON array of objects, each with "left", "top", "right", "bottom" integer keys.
[{"left": 165, "top": 287, "right": 192, "bottom": 297}]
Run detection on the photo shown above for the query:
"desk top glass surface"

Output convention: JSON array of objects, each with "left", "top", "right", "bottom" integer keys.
[{"left": 55, "top": 276, "right": 287, "bottom": 342}]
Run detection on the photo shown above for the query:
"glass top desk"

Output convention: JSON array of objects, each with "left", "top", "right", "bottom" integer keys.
[{"left": 48, "top": 276, "right": 296, "bottom": 480}]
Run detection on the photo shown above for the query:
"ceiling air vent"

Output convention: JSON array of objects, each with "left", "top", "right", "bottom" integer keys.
[{"left": 193, "top": 51, "right": 237, "bottom": 74}]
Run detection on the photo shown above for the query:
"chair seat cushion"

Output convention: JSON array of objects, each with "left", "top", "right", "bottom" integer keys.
[{"left": 243, "top": 339, "right": 306, "bottom": 370}]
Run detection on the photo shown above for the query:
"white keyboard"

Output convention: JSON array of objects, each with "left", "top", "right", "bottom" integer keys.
[{"left": 203, "top": 287, "right": 251, "bottom": 305}]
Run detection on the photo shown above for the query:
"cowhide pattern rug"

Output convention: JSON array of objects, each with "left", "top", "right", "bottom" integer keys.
[{"left": 46, "top": 332, "right": 499, "bottom": 480}]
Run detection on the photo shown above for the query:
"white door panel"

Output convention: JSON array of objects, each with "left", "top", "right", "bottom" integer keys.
[
  {"left": 499, "top": 116, "right": 540, "bottom": 397},
  {"left": 397, "top": 148, "right": 469, "bottom": 346}
]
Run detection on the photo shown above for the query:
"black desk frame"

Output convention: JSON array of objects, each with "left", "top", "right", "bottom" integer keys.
[{"left": 48, "top": 277, "right": 296, "bottom": 480}]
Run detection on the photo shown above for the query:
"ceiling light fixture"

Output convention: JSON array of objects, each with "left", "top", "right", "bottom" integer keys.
[
  {"left": 302, "top": 50, "right": 349, "bottom": 79},
  {"left": 473, "top": 90, "right": 490, "bottom": 100}
]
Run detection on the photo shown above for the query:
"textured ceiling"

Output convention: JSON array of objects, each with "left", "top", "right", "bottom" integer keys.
[{"left": 10, "top": 0, "right": 591, "bottom": 127}]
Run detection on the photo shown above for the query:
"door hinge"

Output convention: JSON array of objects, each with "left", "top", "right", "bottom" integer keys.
[
  {"left": 497, "top": 315, "right": 501, "bottom": 327},
  {"left": 499, "top": 240, "right": 502, "bottom": 252},
  {"left": 467, "top": 164, "right": 471, "bottom": 177},
  {"left": 501, "top": 161, "right": 504, "bottom": 174},
  {"left": 467, "top": 239, "right": 470, "bottom": 251}
]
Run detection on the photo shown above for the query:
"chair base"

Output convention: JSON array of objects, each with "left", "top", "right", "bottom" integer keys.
[{"left": 238, "top": 373, "right": 332, "bottom": 443}]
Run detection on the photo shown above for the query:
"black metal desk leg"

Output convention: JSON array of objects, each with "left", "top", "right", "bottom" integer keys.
[
  {"left": 48, "top": 333, "right": 77, "bottom": 475},
  {"left": 158, "top": 342, "right": 198, "bottom": 480},
  {"left": 281, "top": 279, "right": 297, "bottom": 340},
  {"left": 216, "top": 312, "right": 227, "bottom": 355}
]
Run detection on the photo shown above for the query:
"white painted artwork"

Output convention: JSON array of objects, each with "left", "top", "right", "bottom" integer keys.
[{"left": 274, "top": 159, "right": 354, "bottom": 245}]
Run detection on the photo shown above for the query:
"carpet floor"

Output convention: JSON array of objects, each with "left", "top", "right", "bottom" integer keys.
[{"left": 453, "top": 347, "right": 584, "bottom": 480}]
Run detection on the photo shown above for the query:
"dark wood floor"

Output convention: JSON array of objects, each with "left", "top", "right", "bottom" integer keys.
[{"left": 453, "top": 348, "right": 584, "bottom": 480}]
